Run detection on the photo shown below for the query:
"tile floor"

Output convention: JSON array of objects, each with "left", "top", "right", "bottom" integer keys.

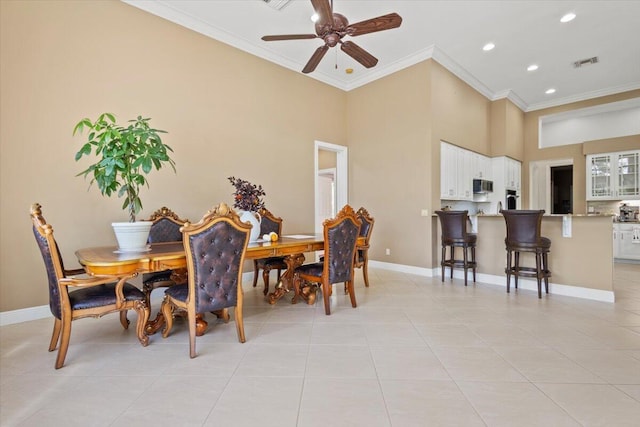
[{"left": 1, "top": 263, "right": 640, "bottom": 426}]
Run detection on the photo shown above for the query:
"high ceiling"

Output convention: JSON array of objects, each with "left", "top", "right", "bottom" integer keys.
[{"left": 124, "top": 0, "right": 640, "bottom": 111}]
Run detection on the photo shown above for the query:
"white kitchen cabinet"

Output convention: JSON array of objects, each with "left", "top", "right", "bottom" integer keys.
[
  {"left": 440, "top": 142, "right": 458, "bottom": 199},
  {"left": 492, "top": 156, "right": 521, "bottom": 191},
  {"left": 440, "top": 142, "right": 474, "bottom": 201},
  {"left": 587, "top": 150, "right": 640, "bottom": 200},
  {"left": 458, "top": 148, "right": 473, "bottom": 199},
  {"left": 471, "top": 152, "right": 491, "bottom": 180},
  {"left": 614, "top": 223, "right": 640, "bottom": 260}
]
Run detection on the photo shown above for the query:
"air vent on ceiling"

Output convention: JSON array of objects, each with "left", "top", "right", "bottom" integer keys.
[
  {"left": 262, "top": 0, "right": 292, "bottom": 11},
  {"left": 573, "top": 56, "right": 599, "bottom": 68}
]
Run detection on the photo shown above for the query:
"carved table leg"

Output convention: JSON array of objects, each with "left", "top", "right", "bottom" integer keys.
[
  {"left": 298, "top": 282, "right": 319, "bottom": 305},
  {"left": 145, "top": 310, "right": 208, "bottom": 337},
  {"left": 267, "top": 253, "right": 305, "bottom": 304},
  {"left": 145, "top": 311, "right": 166, "bottom": 336}
]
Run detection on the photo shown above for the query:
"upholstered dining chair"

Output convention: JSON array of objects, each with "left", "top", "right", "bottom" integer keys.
[
  {"left": 30, "top": 203, "right": 149, "bottom": 369},
  {"left": 252, "top": 207, "right": 287, "bottom": 295},
  {"left": 353, "top": 207, "right": 375, "bottom": 287},
  {"left": 292, "top": 204, "right": 361, "bottom": 315},
  {"left": 142, "top": 207, "right": 189, "bottom": 309},
  {"left": 160, "top": 202, "right": 251, "bottom": 358}
]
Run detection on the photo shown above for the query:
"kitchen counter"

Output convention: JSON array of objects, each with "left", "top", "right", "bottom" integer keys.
[{"left": 434, "top": 214, "right": 615, "bottom": 302}]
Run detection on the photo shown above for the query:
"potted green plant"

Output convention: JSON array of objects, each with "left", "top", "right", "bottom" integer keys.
[{"left": 73, "top": 113, "right": 176, "bottom": 251}]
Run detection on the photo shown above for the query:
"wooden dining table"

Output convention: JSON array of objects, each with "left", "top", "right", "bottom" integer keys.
[{"left": 75, "top": 234, "right": 327, "bottom": 335}]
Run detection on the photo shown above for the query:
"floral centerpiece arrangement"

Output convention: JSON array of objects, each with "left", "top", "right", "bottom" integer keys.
[{"left": 228, "top": 176, "right": 266, "bottom": 212}]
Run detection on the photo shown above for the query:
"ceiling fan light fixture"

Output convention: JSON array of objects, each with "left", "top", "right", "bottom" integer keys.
[
  {"left": 311, "top": 13, "right": 319, "bottom": 23},
  {"left": 482, "top": 42, "right": 495, "bottom": 52}
]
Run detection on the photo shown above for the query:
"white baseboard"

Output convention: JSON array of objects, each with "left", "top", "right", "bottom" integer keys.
[
  {"left": 0, "top": 305, "right": 51, "bottom": 326},
  {"left": 368, "top": 260, "right": 435, "bottom": 277},
  {"left": 0, "top": 263, "right": 615, "bottom": 326},
  {"left": 369, "top": 261, "right": 615, "bottom": 303}
]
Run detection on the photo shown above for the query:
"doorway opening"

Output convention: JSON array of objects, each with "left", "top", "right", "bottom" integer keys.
[
  {"left": 314, "top": 141, "right": 348, "bottom": 233},
  {"left": 529, "top": 158, "right": 573, "bottom": 213},
  {"left": 551, "top": 165, "right": 573, "bottom": 214}
]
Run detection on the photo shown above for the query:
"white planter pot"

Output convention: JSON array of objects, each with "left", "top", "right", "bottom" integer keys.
[{"left": 111, "top": 221, "right": 153, "bottom": 252}]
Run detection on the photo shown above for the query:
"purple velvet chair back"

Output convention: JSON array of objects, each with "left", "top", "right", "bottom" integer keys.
[
  {"left": 325, "top": 214, "right": 360, "bottom": 284},
  {"left": 186, "top": 219, "right": 250, "bottom": 313},
  {"left": 32, "top": 226, "right": 62, "bottom": 319}
]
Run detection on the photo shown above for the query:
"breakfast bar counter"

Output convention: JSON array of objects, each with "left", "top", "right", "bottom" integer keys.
[{"left": 435, "top": 213, "right": 616, "bottom": 302}]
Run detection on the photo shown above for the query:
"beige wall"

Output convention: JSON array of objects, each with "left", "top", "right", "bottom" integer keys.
[
  {"left": 347, "top": 62, "right": 432, "bottom": 268},
  {"left": 0, "top": 0, "right": 346, "bottom": 311},
  {"left": 522, "top": 90, "right": 640, "bottom": 213},
  {"left": 431, "top": 62, "right": 492, "bottom": 157},
  {"left": 490, "top": 99, "right": 524, "bottom": 160}
]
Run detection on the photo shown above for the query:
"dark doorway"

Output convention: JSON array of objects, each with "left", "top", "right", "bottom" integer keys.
[{"left": 551, "top": 165, "right": 573, "bottom": 214}]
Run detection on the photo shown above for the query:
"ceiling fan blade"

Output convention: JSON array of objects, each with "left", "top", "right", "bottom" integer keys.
[
  {"left": 311, "top": 0, "right": 333, "bottom": 28},
  {"left": 346, "top": 13, "right": 403, "bottom": 36},
  {"left": 262, "top": 34, "right": 318, "bottom": 41},
  {"left": 302, "top": 45, "right": 329, "bottom": 74},
  {"left": 340, "top": 41, "right": 378, "bottom": 68}
]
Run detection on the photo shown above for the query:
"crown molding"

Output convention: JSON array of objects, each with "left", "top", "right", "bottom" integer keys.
[{"left": 526, "top": 82, "right": 640, "bottom": 112}]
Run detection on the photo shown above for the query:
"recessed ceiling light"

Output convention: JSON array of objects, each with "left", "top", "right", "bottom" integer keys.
[
  {"left": 311, "top": 13, "right": 319, "bottom": 22},
  {"left": 482, "top": 42, "right": 495, "bottom": 51},
  {"left": 545, "top": 88, "right": 556, "bottom": 94},
  {"left": 527, "top": 64, "right": 539, "bottom": 71},
  {"left": 560, "top": 12, "right": 576, "bottom": 23}
]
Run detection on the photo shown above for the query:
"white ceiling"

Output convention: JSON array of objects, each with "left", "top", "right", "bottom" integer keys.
[{"left": 124, "top": 0, "right": 640, "bottom": 112}]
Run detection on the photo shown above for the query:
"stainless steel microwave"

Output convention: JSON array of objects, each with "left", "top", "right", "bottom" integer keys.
[{"left": 473, "top": 179, "right": 493, "bottom": 193}]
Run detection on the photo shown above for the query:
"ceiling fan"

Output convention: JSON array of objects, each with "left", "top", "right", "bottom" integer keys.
[{"left": 261, "top": 0, "right": 402, "bottom": 74}]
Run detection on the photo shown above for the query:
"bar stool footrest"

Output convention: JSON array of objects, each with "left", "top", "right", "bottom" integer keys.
[{"left": 505, "top": 266, "right": 551, "bottom": 278}]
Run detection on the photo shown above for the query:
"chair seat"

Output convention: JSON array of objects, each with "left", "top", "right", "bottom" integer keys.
[
  {"left": 256, "top": 256, "right": 287, "bottom": 268},
  {"left": 506, "top": 236, "right": 551, "bottom": 252},
  {"left": 164, "top": 283, "right": 189, "bottom": 302},
  {"left": 69, "top": 282, "right": 144, "bottom": 310},
  {"left": 295, "top": 262, "right": 323, "bottom": 277},
  {"left": 142, "top": 270, "right": 174, "bottom": 285},
  {"left": 442, "top": 233, "right": 477, "bottom": 246}
]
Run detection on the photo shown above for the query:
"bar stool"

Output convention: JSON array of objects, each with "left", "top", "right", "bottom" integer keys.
[
  {"left": 500, "top": 209, "right": 551, "bottom": 298},
  {"left": 435, "top": 210, "right": 477, "bottom": 286}
]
